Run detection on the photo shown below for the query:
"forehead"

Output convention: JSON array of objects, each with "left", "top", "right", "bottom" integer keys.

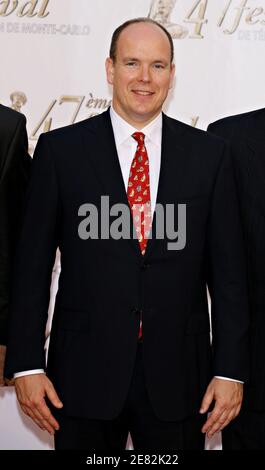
[{"left": 116, "top": 22, "right": 171, "bottom": 60}]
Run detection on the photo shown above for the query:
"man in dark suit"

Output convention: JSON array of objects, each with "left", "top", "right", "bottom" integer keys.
[
  {"left": 0, "top": 104, "right": 31, "bottom": 386},
  {"left": 208, "top": 108, "right": 265, "bottom": 449},
  {"left": 5, "top": 18, "right": 249, "bottom": 450}
]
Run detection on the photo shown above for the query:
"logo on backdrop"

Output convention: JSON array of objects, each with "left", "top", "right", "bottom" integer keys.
[
  {"left": 0, "top": 0, "right": 50, "bottom": 18},
  {"left": 149, "top": 0, "right": 265, "bottom": 39},
  {"left": 1, "top": 1, "right": 264, "bottom": 37},
  {"left": 10, "top": 91, "right": 27, "bottom": 112},
  {"left": 0, "top": 0, "right": 90, "bottom": 36},
  {"left": 148, "top": 0, "right": 188, "bottom": 38}
]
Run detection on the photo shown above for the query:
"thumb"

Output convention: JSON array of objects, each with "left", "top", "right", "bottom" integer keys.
[
  {"left": 199, "top": 386, "right": 214, "bottom": 414},
  {"left": 45, "top": 381, "right": 63, "bottom": 409}
]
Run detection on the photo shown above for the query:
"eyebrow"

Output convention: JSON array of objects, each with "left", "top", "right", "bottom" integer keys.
[
  {"left": 122, "top": 57, "right": 139, "bottom": 62},
  {"left": 122, "top": 57, "right": 169, "bottom": 64}
]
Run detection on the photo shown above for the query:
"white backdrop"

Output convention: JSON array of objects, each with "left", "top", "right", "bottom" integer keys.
[{"left": 1, "top": 0, "right": 264, "bottom": 449}]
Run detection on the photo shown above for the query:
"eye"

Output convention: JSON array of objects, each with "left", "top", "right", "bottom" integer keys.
[
  {"left": 153, "top": 63, "right": 165, "bottom": 70},
  {"left": 126, "top": 61, "right": 138, "bottom": 67}
]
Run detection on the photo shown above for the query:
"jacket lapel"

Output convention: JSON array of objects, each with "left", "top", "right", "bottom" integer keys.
[
  {"left": 144, "top": 114, "right": 187, "bottom": 259},
  {"left": 81, "top": 109, "right": 143, "bottom": 260}
]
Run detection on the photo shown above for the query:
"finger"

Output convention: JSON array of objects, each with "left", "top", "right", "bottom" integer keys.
[
  {"left": 31, "top": 406, "right": 56, "bottom": 434},
  {"left": 218, "top": 403, "right": 240, "bottom": 430},
  {"left": 201, "top": 405, "right": 226, "bottom": 434},
  {"left": 20, "top": 404, "right": 30, "bottom": 417},
  {"left": 200, "top": 389, "right": 214, "bottom": 415},
  {"left": 31, "top": 405, "right": 57, "bottom": 433},
  {"left": 35, "top": 416, "right": 55, "bottom": 434},
  {"left": 46, "top": 383, "right": 63, "bottom": 409},
  {"left": 206, "top": 409, "right": 228, "bottom": 437},
  {"left": 34, "top": 398, "right": 60, "bottom": 432},
  {"left": 219, "top": 409, "right": 236, "bottom": 432},
  {"left": 19, "top": 395, "right": 57, "bottom": 434},
  {"left": 234, "top": 404, "right": 241, "bottom": 418},
  {"left": 22, "top": 405, "right": 46, "bottom": 431}
]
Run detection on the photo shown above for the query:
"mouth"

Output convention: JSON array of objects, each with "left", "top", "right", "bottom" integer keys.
[{"left": 132, "top": 90, "right": 155, "bottom": 96}]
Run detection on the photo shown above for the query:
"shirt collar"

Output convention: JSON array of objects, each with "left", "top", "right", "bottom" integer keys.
[{"left": 110, "top": 106, "right": 162, "bottom": 148}]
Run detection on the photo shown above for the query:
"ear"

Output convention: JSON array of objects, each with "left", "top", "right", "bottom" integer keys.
[
  {"left": 105, "top": 57, "right": 115, "bottom": 85},
  {"left": 169, "top": 63, "right": 175, "bottom": 89}
]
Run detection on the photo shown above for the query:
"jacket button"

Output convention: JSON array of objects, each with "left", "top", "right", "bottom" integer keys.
[{"left": 141, "top": 263, "right": 150, "bottom": 271}]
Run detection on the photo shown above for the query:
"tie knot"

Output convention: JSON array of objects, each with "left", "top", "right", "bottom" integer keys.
[{"left": 132, "top": 132, "right": 145, "bottom": 145}]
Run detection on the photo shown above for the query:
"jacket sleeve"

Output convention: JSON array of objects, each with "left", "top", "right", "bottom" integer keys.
[
  {"left": 4, "top": 133, "right": 60, "bottom": 377},
  {"left": 206, "top": 140, "right": 249, "bottom": 382},
  {"left": 0, "top": 114, "right": 31, "bottom": 345}
]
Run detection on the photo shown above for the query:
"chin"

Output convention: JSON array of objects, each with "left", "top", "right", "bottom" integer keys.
[{"left": 132, "top": 106, "right": 153, "bottom": 117}]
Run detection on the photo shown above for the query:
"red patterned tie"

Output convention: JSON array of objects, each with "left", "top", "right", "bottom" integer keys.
[{"left": 127, "top": 132, "right": 152, "bottom": 340}]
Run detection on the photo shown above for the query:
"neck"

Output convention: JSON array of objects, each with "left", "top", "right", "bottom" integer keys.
[{"left": 111, "top": 104, "right": 161, "bottom": 130}]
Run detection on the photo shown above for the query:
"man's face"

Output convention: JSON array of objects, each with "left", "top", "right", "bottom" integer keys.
[{"left": 106, "top": 22, "right": 175, "bottom": 129}]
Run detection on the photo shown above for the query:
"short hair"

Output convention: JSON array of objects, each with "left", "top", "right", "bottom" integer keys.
[{"left": 109, "top": 17, "right": 174, "bottom": 64}]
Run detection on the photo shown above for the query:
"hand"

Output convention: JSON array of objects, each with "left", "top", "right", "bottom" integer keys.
[
  {"left": 0, "top": 345, "right": 6, "bottom": 386},
  {"left": 200, "top": 377, "right": 243, "bottom": 438},
  {"left": 15, "top": 374, "right": 63, "bottom": 434}
]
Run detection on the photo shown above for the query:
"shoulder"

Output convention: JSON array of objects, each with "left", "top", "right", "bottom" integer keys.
[
  {"left": 164, "top": 113, "right": 226, "bottom": 149},
  {"left": 33, "top": 112, "right": 109, "bottom": 166},
  {"left": 208, "top": 107, "right": 265, "bottom": 135},
  {"left": 40, "top": 110, "right": 108, "bottom": 145},
  {"left": 0, "top": 104, "right": 26, "bottom": 134}
]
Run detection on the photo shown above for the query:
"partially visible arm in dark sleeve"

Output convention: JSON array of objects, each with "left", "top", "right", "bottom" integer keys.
[{"left": 0, "top": 114, "right": 31, "bottom": 345}]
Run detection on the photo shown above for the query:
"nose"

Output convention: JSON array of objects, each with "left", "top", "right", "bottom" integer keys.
[{"left": 138, "top": 64, "right": 151, "bottom": 82}]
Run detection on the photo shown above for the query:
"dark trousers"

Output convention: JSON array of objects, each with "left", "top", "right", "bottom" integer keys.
[
  {"left": 54, "top": 343, "right": 205, "bottom": 450},
  {"left": 222, "top": 409, "right": 265, "bottom": 450}
]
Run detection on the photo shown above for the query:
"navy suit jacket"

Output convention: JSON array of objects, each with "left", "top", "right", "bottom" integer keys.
[
  {"left": 208, "top": 108, "right": 265, "bottom": 410},
  {"left": 0, "top": 105, "right": 31, "bottom": 345},
  {"left": 5, "top": 109, "right": 249, "bottom": 420}
]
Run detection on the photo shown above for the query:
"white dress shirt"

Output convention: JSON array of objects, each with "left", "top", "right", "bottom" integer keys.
[
  {"left": 14, "top": 107, "right": 241, "bottom": 383},
  {"left": 110, "top": 106, "right": 162, "bottom": 216}
]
